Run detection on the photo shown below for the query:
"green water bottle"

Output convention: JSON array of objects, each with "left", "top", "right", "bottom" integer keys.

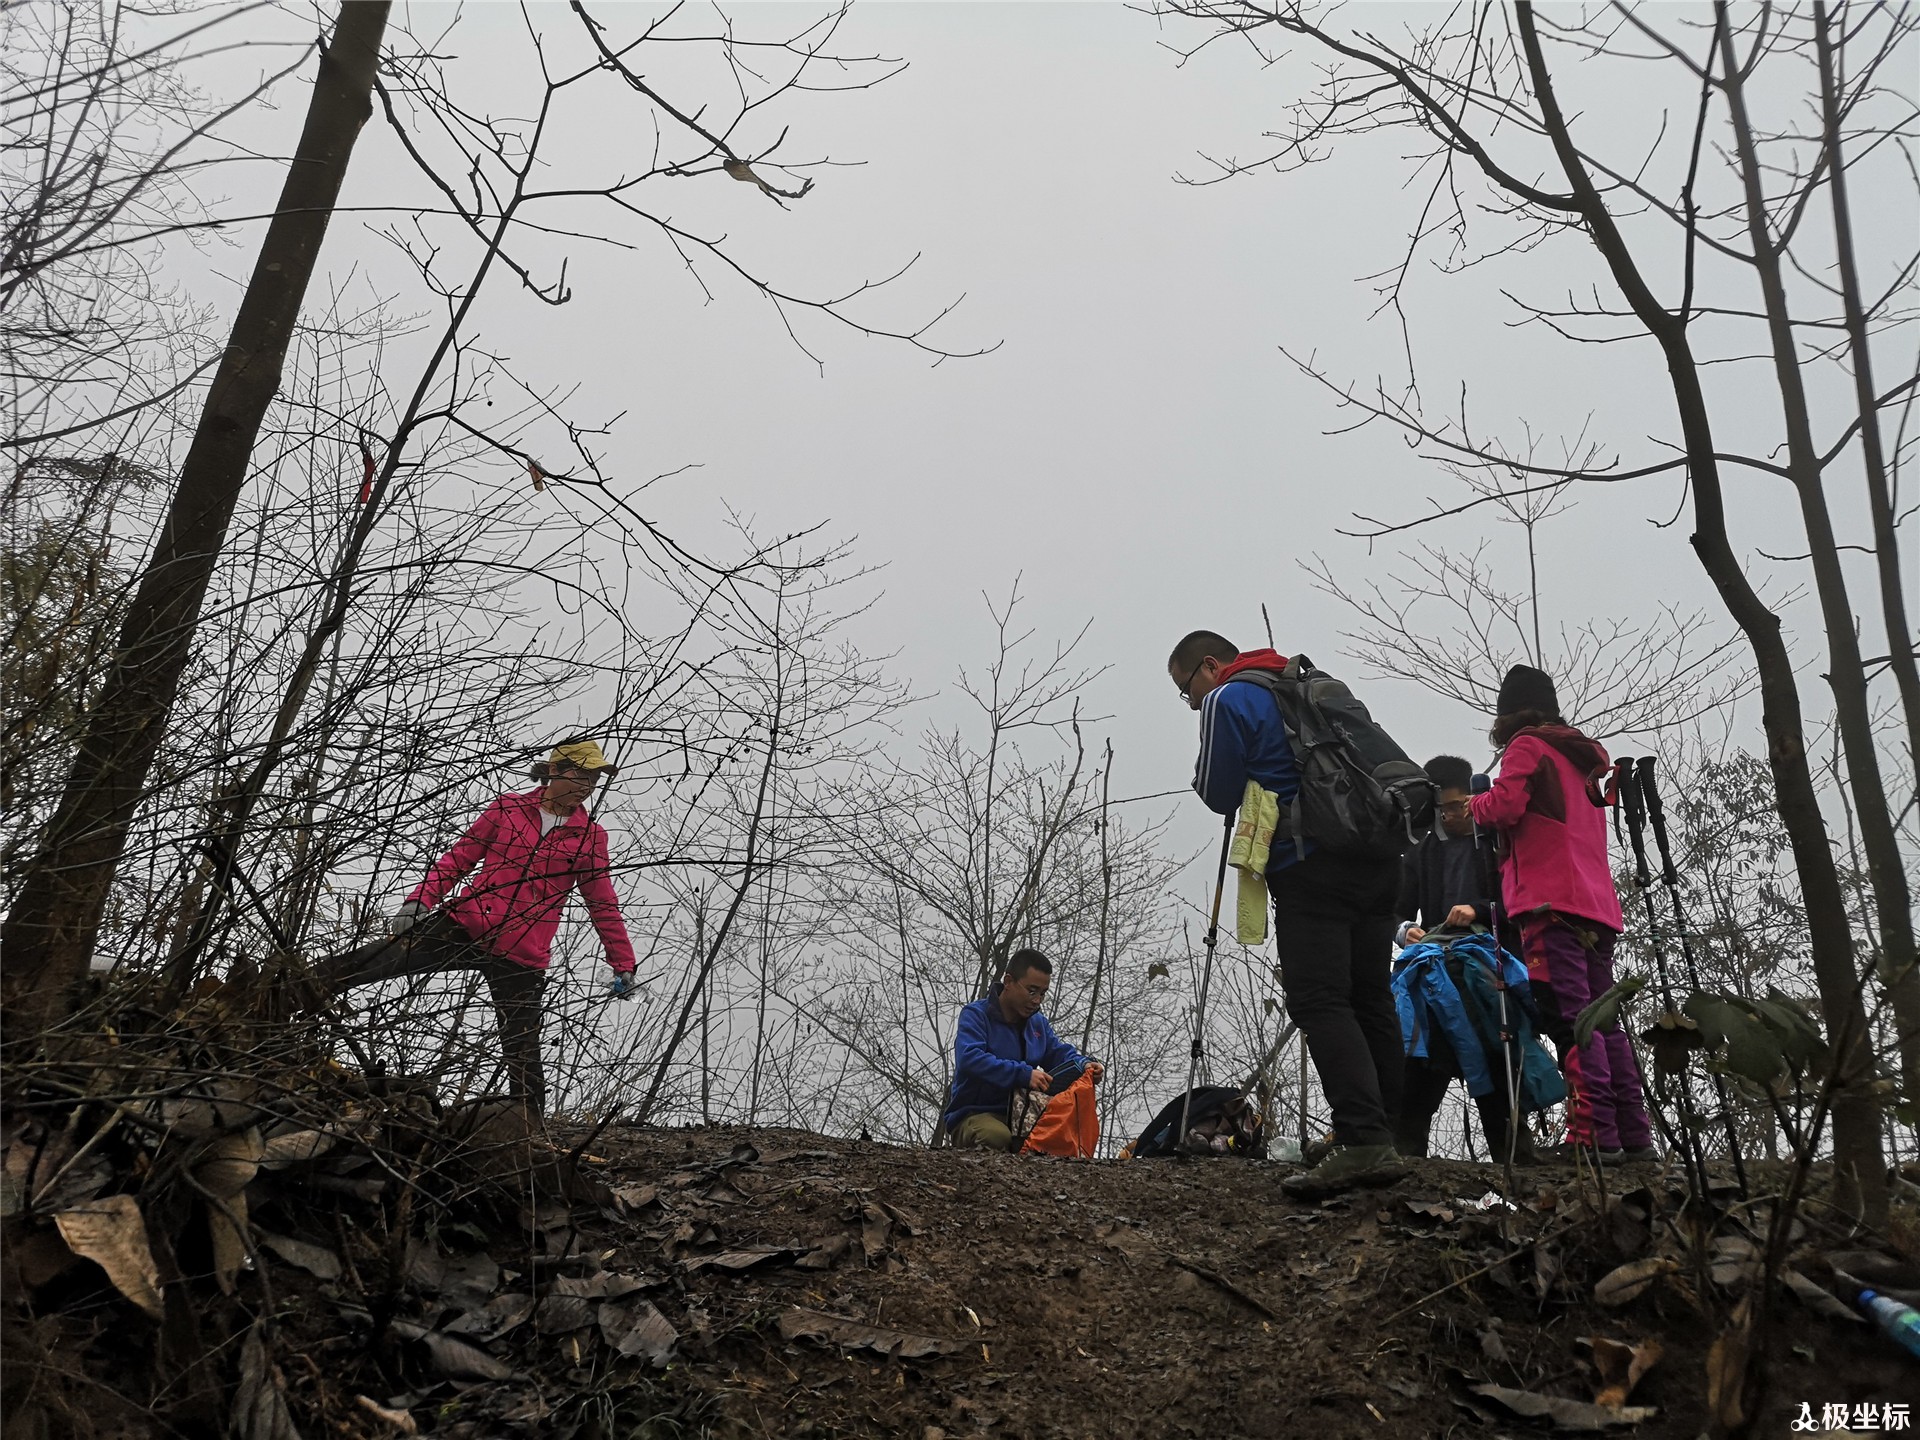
[{"left": 1857, "top": 1289, "right": 1920, "bottom": 1360}]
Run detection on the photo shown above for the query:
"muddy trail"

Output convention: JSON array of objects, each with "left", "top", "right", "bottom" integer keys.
[{"left": 7, "top": 1103, "right": 1915, "bottom": 1440}]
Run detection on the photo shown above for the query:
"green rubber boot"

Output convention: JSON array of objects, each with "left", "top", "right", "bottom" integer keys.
[{"left": 1280, "top": 1143, "right": 1408, "bottom": 1199}]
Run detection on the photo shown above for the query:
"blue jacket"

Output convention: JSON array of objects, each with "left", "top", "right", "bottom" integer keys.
[
  {"left": 1192, "top": 677, "right": 1307, "bottom": 869},
  {"left": 942, "top": 988, "right": 1085, "bottom": 1131},
  {"left": 1392, "top": 932, "right": 1565, "bottom": 1111}
]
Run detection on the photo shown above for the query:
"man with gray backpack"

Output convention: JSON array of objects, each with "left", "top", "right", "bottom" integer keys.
[{"left": 1169, "top": 630, "right": 1435, "bottom": 1197}]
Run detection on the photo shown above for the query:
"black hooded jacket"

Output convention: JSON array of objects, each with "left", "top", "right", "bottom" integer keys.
[{"left": 1395, "top": 826, "right": 1504, "bottom": 932}]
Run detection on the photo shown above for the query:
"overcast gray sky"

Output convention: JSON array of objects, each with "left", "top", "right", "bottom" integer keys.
[{"left": 172, "top": 0, "right": 1902, "bottom": 893}]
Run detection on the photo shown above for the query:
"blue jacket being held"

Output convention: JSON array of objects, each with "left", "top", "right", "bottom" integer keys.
[
  {"left": 943, "top": 987, "right": 1085, "bottom": 1132},
  {"left": 1392, "top": 932, "right": 1566, "bottom": 1112}
]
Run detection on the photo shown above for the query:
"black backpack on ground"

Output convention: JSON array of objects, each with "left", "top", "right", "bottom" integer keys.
[
  {"left": 1127, "top": 1086, "right": 1267, "bottom": 1158},
  {"left": 1231, "top": 657, "right": 1435, "bottom": 861}
]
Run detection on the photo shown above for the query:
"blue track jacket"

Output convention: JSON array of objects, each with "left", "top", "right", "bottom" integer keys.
[
  {"left": 943, "top": 987, "right": 1085, "bottom": 1131},
  {"left": 1193, "top": 677, "right": 1307, "bottom": 869}
]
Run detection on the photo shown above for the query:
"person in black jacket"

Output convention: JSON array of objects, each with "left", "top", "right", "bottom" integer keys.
[{"left": 1392, "top": 754, "right": 1536, "bottom": 1163}]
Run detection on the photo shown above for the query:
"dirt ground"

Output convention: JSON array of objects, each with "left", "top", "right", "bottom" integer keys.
[{"left": 7, "top": 1119, "right": 1914, "bottom": 1440}]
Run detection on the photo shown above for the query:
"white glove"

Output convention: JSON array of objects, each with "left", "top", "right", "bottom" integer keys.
[{"left": 389, "top": 899, "right": 427, "bottom": 936}]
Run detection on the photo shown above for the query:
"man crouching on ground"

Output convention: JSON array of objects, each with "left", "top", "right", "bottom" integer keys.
[{"left": 942, "top": 949, "right": 1104, "bottom": 1151}]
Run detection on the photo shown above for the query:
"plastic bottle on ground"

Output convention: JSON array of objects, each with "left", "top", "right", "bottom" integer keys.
[{"left": 1857, "top": 1288, "right": 1920, "bottom": 1360}]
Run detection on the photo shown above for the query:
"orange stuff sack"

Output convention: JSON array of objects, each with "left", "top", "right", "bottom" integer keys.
[{"left": 1020, "top": 1070, "right": 1100, "bottom": 1159}]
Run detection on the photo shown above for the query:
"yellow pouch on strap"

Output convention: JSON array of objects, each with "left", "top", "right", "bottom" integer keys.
[{"left": 1228, "top": 779, "right": 1280, "bottom": 945}]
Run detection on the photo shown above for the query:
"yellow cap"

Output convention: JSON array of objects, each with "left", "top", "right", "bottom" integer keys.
[{"left": 548, "top": 739, "right": 618, "bottom": 776}]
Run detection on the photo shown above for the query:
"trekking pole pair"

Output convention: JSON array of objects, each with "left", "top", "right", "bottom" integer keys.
[
  {"left": 1628, "top": 757, "right": 1748, "bottom": 1199},
  {"left": 1180, "top": 811, "right": 1235, "bottom": 1150},
  {"left": 1614, "top": 758, "right": 1710, "bottom": 1199}
]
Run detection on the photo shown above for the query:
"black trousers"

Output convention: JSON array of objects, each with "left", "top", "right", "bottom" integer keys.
[
  {"left": 1395, "top": 1049, "right": 1515, "bottom": 1159},
  {"left": 1268, "top": 849, "right": 1403, "bottom": 1148},
  {"left": 312, "top": 913, "right": 550, "bottom": 1112}
]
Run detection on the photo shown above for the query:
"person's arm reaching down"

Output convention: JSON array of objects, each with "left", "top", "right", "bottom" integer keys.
[
  {"left": 1034, "top": 1012, "right": 1087, "bottom": 1079},
  {"left": 578, "top": 826, "right": 638, "bottom": 976}
]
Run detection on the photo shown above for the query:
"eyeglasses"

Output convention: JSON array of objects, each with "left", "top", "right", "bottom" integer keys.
[
  {"left": 1438, "top": 800, "right": 1471, "bottom": 816},
  {"left": 1174, "top": 659, "right": 1210, "bottom": 704}
]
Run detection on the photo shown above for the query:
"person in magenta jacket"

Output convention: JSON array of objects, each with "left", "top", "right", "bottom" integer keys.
[
  {"left": 310, "top": 739, "right": 638, "bottom": 1113},
  {"left": 1468, "top": 667, "right": 1654, "bottom": 1162}
]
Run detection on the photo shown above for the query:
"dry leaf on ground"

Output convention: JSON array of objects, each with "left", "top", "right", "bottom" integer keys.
[
  {"left": 196, "top": 1130, "right": 264, "bottom": 1198},
  {"left": 553, "top": 1271, "right": 652, "bottom": 1299},
  {"left": 683, "top": 1245, "right": 800, "bottom": 1273},
  {"left": 53, "top": 1195, "right": 162, "bottom": 1318},
  {"left": 1582, "top": 1335, "right": 1662, "bottom": 1407},
  {"left": 1468, "top": 1382, "right": 1656, "bottom": 1431},
  {"left": 257, "top": 1231, "right": 341, "bottom": 1281},
  {"left": 389, "top": 1319, "right": 515, "bottom": 1381},
  {"left": 778, "top": 1307, "right": 962, "bottom": 1359},
  {"left": 1594, "top": 1257, "right": 1679, "bottom": 1308},
  {"left": 1705, "top": 1296, "right": 1755, "bottom": 1433},
  {"left": 1781, "top": 1267, "right": 1865, "bottom": 1324},
  {"left": 533, "top": 1295, "right": 595, "bottom": 1335},
  {"left": 600, "top": 1298, "right": 678, "bottom": 1365},
  {"left": 259, "top": 1129, "right": 339, "bottom": 1168},
  {"left": 231, "top": 1321, "right": 300, "bottom": 1440},
  {"left": 402, "top": 1241, "right": 498, "bottom": 1303},
  {"left": 442, "top": 1292, "right": 536, "bottom": 1341}
]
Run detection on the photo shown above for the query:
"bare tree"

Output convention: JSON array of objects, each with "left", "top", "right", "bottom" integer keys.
[
  {"left": 803, "top": 592, "right": 1188, "bottom": 1147},
  {"left": 3, "top": 0, "right": 392, "bottom": 1034},
  {"left": 3, "top": 0, "right": 989, "bottom": 1041},
  {"left": 1, "top": 0, "right": 305, "bottom": 452}
]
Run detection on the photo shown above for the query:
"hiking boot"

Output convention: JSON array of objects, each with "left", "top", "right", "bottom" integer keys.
[
  {"left": 1616, "top": 1145, "right": 1661, "bottom": 1163},
  {"left": 1280, "top": 1144, "right": 1408, "bottom": 1199}
]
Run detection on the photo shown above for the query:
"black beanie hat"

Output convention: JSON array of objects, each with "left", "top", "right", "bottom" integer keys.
[{"left": 1496, "top": 664, "right": 1559, "bottom": 718}]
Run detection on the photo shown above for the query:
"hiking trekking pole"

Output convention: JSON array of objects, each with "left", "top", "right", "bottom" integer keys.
[
  {"left": 1484, "top": 939, "right": 1523, "bottom": 1191},
  {"left": 1468, "top": 775, "right": 1524, "bottom": 1177},
  {"left": 1637, "top": 757, "right": 1748, "bottom": 1198},
  {"left": 1616, "top": 760, "right": 1677, "bottom": 1011},
  {"left": 1616, "top": 759, "right": 1707, "bottom": 1198},
  {"left": 1179, "top": 811, "right": 1235, "bottom": 1151}
]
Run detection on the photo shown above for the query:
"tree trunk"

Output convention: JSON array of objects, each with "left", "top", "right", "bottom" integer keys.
[
  {"left": 1813, "top": 0, "right": 1920, "bottom": 1087},
  {"left": 1812, "top": 3, "right": 1920, "bottom": 800},
  {"left": 1, "top": 1, "right": 391, "bottom": 1037},
  {"left": 1716, "top": 3, "right": 1920, "bottom": 1120},
  {"left": 1515, "top": 1, "right": 1885, "bottom": 1224}
]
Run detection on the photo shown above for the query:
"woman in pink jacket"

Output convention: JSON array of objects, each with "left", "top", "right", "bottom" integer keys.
[
  {"left": 1469, "top": 667, "right": 1654, "bottom": 1162},
  {"left": 312, "top": 739, "right": 638, "bottom": 1113}
]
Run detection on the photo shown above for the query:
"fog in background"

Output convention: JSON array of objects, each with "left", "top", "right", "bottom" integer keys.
[{"left": 123, "top": 1, "right": 1902, "bottom": 1040}]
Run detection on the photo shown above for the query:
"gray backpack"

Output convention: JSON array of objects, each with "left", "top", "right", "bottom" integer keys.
[{"left": 1232, "top": 658, "right": 1435, "bottom": 861}]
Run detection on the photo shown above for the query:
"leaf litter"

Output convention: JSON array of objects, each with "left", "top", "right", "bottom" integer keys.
[{"left": 9, "top": 1100, "right": 1916, "bottom": 1440}]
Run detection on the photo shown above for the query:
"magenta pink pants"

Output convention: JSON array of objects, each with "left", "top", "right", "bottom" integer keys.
[{"left": 1519, "top": 913, "right": 1654, "bottom": 1151}]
